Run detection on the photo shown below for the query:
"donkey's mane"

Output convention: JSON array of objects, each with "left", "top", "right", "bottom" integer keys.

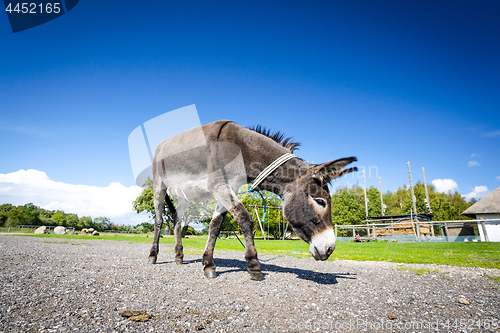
[{"left": 248, "top": 124, "right": 301, "bottom": 152}]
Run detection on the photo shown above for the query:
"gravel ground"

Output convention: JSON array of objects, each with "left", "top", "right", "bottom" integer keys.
[{"left": 0, "top": 236, "right": 499, "bottom": 333}]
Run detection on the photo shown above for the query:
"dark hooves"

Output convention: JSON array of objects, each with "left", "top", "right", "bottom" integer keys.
[
  {"left": 249, "top": 271, "right": 264, "bottom": 281},
  {"left": 175, "top": 258, "right": 183, "bottom": 265},
  {"left": 204, "top": 270, "right": 217, "bottom": 279},
  {"left": 148, "top": 256, "right": 157, "bottom": 265}
]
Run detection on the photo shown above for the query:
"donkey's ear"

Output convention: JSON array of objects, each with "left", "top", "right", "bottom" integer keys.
[{"left": 312, "top": 156, "right": 358, "bottom": 183}]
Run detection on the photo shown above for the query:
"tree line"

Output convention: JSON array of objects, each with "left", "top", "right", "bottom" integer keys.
[
  {"left": 0, "top": 203, "right": 152, "bottom": 233},
  {"left": 331, "top": 181, "right": 475, "bottom": 225},
  {"left": 1, "top": 180, "right": 476, "bottom": 236},
  {"left": 133, "top": 180, "right": 476, "bottom": 238}
]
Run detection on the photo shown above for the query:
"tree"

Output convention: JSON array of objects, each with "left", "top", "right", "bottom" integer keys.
[
  {"left": 19, "top": 203, "right": 42, "bottom": 225},
  {"left": 0, "top": 204, "right": 16, "bottom": 227},
  {"left": 330, "top": 181, "right": 474, "bottom": 231},
  {"left": 78, "top": 216, "right": 93, "bottom": 229},
  {"left": 132, "top": 178, "right": 176, "bottom": 235},
  {"left": 366, "top": 186, "right": 382, "bottom": 216},
  {"left": 51, "top": 211, "right": 66, "bottom": 226},
  {"left": 93, "top": 216, "right": 111, "bottom": 231},
  {"left": 184, "top": 226, "right": 197, "bottom": 235},
  {"left": 136, "top": 222, "right": 154, "bottom": 233},
  {"left": 66, "top": 214, "right": 79, "bottom": 228},
  {"left": 132, "top": 178, "right": 216, "bottom": 237},
  {"left": 330, "top": 185, "right": 366, "bottom": 226}
]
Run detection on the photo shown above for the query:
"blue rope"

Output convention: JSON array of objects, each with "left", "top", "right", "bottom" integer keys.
[
  {"left": 237, "top": 187, "right": 267, "bottom": 231},
  {"left": 228, "top": 187, "right": 303, "bottom": 259},
  {"left": 224, "top": 187, "right": 267, "bottom": 249},
  {"left": 254, "top": 189, "right": 267, "bottom": 227},
  {"left": 261, "top": 247, "right": 304, "bottom": 262}
]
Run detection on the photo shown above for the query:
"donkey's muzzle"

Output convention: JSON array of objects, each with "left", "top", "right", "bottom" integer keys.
[{"left": 309, "top": 228, "right": 336, "bottom": 261}]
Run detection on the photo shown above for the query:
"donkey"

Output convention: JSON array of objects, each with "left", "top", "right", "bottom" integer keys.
[{"left": 148, "top": 120, "right": 357, "bottom": 280}]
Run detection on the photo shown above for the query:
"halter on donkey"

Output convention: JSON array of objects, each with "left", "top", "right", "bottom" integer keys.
[{"left": 148, "top": 120, "right": 357, "bottom": 281}]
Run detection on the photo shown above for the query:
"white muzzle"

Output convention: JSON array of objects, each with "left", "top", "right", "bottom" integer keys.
[{"left": 309, "top": 228, "right": 336, "bottom": 261}]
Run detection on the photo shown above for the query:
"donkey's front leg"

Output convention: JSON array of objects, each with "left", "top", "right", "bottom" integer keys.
[
  {"left": 230, "top": 202, "right": 263, "bottom": 281},
  {"left": 202, "top": 203, "right": 226, "bottom": 278}
]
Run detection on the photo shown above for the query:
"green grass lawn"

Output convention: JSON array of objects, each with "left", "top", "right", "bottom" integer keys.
[{"left": 9, "top": 233, "right": 500, "bottom": 269}]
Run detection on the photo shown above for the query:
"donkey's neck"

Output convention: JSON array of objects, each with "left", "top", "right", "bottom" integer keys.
[
  {"left": 237, "top": 133, "right": 310, "bottom": 197},
  {"left": 251, "top": 156, "right": 309, "bottom": 197},
  {"left": 215, "top": 121, "right": 310, "bottom": 198}
]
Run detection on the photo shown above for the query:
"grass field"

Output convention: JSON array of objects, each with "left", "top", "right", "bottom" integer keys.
[{"left": 7, "top": 233, "right": 500, "bottom": 269}]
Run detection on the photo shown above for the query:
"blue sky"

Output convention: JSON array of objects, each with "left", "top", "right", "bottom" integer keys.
[{"left": 1, "top": 1, "right": 499, "bottom": 224}]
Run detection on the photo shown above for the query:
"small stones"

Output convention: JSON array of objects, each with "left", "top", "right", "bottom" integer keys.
[
  {"left": 1, "top": 236, "right": 499, "bottom": 332},
  {"left": 458, "top": 298, "right": 470, "bottom": 305},
  {"left": 119, "top": 310, "right": 152, "bottom": 322}
]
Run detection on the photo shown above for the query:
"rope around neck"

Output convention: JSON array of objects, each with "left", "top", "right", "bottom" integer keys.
[{"left": 251, "top": 153, "right": 296, "bottom": 190}]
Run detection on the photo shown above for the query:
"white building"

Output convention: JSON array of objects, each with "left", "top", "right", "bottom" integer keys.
[{"left": 463, "top": 186, "right": 500, "bottom": 242}]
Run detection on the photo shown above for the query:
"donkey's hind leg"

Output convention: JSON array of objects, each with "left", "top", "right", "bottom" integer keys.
[
  {"left": 149, "top": 186, "right": 167, "bottom": 264},
  {"left": 173, "top": 197, "right": 188, "bottom": 265},
  {"left": 202, "top": 202, "right": 227, "bottom": 278}
]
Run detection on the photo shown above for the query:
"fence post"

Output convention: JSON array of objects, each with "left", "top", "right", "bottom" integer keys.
[
  {"left": 443, "top": 222, "right": 450, "bottom": 242},
  {"left": 407, "top": 161, "right": 421, "bottom": 238},
  {"left": 480, "top": 220, "right": 489, "bottom": 242},
  {"left": 334, "top": 224, "right": 337, "bottom": 238}
]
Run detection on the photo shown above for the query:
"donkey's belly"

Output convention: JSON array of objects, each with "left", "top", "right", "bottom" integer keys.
[{"left": 158, "top": 140, "right": 247, "bottom": 202}]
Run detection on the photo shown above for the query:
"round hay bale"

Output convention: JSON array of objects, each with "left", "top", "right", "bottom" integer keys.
[{"left": 34, "top": 226, "right": 47, "bottom": 235}]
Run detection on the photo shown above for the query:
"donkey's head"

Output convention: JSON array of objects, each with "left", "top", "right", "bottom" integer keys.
[{"left": 282, "top": 157, "right": 357, "bottom": 261}]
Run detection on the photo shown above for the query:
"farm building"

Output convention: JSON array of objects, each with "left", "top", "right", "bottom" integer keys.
[{"left": 462, "top": 186, "right": 500, "bottom": 242}]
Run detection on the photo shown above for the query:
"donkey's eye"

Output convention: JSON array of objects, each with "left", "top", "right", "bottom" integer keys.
[{"left": 314, "top": 198, "right": 327, "bottom": 208}]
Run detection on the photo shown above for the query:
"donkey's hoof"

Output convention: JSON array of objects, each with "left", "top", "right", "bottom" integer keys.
[
  {"left": 175, "top": 258, "right": 183, "bottom": 265},
  {"left": 249, "top": 271, "right": 263, "bottom": 281},
  {"left": 148, "top": 256, "right": 157, "bottom": 265},
  {"left": 204, "top": 270, "right": 217, "bottom": 279}
]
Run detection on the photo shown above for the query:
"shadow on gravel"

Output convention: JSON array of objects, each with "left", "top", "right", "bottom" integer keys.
[
  {"left": 214, "top": 258, "right": 357, "bottom": 285},
  {"left": 154, "top": 258, "right": 202, "bottom": 265}
]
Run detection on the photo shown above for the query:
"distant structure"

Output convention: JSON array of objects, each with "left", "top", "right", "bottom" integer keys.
[{"left": 463, "top": 186, "right": 500, "bottom": 242}]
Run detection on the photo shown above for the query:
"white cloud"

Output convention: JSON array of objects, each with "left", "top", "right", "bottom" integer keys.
[
  {"left": 431, "top": 179, "right": 458, "bottom": 193},
  {"left": 0, "top": 169, "right": 145, "bottom": 224},
  {"left": 483, "top": 130, "right": 500, "bottom": 138},
  {"left": 464, "top": 186, "right": 489, "bottom": 201},
  {"left": 497, "top": 176, "right": 500, "bottom": 181},
  {"left": 0, "top": 120, "right": 58, "bottom": 139},
  {"left": 467, "top": 161, "right": 480, "bottom": 167}
]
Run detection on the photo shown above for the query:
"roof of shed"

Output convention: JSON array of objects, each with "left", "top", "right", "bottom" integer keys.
[{"left": 463, "top": 186, "right": 500, "bottom": 215}]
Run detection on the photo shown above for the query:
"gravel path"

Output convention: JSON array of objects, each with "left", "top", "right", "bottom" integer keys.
[{"left": 1, "top": 236, "right": 499, "bottom": 332}]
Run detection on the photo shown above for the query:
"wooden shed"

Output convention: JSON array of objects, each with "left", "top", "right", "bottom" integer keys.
[{"left": 463, "top": 186, "right": 500, "bottom": 242}]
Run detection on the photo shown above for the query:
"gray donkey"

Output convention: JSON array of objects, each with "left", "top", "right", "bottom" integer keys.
[{"left": 148, "top": 120, "right": 357, "bottom": 280}]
